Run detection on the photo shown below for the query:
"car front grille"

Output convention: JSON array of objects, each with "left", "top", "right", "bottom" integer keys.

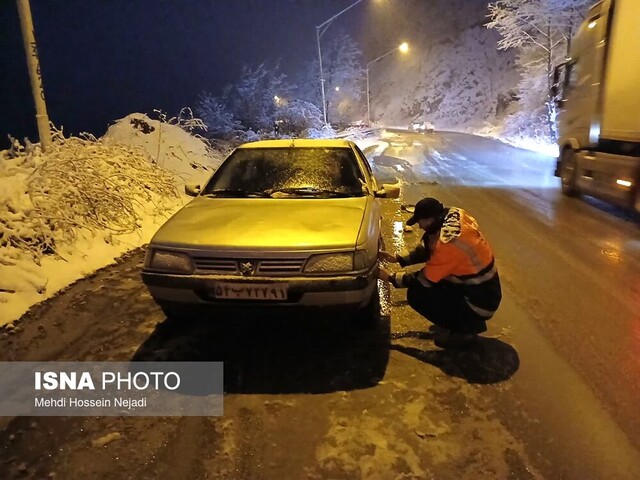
[
  {"left": 192, "top": 258, "right": 238, "bottom": 273},
  {"left": 192, "top": 257, "right": 306, "bottom": 275},
  {"left": 256, "top": 259, "right": 305, "bottom": 274}
]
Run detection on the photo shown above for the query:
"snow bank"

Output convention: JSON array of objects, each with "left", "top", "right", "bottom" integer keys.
[
  {"left": 0, "top": 116, "right": 225, "bottom": 327},
  {"left": 473, "top": 123, "right": 559, "bottom": 157},
  {"left": 103, "top": 112, "right": 225, "bottom": 187}
]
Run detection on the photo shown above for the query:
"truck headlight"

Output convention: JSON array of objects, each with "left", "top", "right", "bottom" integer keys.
[
  {"left": 146, "top": 249, "right": 194, "bottom": 274},
  {"left": 304, "top": 253, "right": 354, "bottom": 273}
]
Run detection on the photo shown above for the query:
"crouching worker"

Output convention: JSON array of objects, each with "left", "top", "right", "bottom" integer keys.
[{"left": 378, "top": 197, "right": 502, "bottom": 349}]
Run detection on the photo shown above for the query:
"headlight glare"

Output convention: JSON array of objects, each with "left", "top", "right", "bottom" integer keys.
[
  {"left": 149, "top": 249, "right": 194, "bottom": 274},
  {"left": 304, "top": 253, "right": 354, "bottom": 273}
]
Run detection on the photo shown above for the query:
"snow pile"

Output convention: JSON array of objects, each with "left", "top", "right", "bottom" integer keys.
[
  {"left": 103, "top": 111, "right": 225, "bottom": 188},
  {"left": 0, "top": 115, "right": 225, "bottom": 326},
  {"left": 303, "top": 124, "right": 338, "bottom": 139}
]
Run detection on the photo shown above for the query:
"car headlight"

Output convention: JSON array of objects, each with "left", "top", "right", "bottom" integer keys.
[
  {"left": 304, "top": 252, "right": 354, "bottom": 273},
  {"left": 146, "top": 249, "right": 194, "bottom": 274},
  {"left": 353, "top": 249, "right": 376, "bottom": 271}
]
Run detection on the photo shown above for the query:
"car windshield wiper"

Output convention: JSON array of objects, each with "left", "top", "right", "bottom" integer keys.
[
  {"left": 266, "top": 187, "right": 356, "bottom": 198},
  {"left": 202, "top": 188, "right": 271, "bottom": 198}
]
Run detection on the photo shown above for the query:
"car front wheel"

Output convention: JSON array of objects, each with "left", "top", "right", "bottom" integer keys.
[
  {"left": 158, "top": 302, "right": 194, "bottom": 322},
  {"left": 354, "top": 285, "right": 381, "bottom": 328}
]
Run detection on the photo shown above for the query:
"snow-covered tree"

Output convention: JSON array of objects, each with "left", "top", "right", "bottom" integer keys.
[
  {"left": 198, "top": 63, "right": 293, "bottom": 138},
  {"left": 486, "top": 0, "right": 591, "bottom": 140},
  {"left": 223, "top": 63, "right": 291, "bottom": 132},
  {"left": 295, "top": 32, "right": 365, "bottom": 125},
  {"left": 196, "top": 94, "right": 241, "bottom": 139},
  {"left": 274, "top": 99, "right": 323, "bottom": 135},
  {"left": 358, "top": 0, "right": 518, "bottom": 130},
  {"left": 400, "top": 26, "right": 518, "bottom": 129}
]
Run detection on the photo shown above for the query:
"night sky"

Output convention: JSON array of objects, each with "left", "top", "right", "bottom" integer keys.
[{"left": 1, "top": 0, "right": 375, "bottom": 148}]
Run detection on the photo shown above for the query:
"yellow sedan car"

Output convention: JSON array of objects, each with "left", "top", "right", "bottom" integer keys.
[{"left": 141, "top": 138, "right": 399, "bottom": 324}]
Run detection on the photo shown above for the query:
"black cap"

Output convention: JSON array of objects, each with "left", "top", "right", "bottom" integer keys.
[{"left": 406, "top": 197, "right": 445, "bottom": 226}]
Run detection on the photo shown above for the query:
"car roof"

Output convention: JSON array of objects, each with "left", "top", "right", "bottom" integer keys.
[{"left": 237, "top": 138, "right": 354, "bottom": 149}]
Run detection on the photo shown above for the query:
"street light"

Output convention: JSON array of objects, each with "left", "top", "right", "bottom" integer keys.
[
  {"left": 366, "top": 42, "right": 409, "bottom": 125},
  {"left": 316, "top": 0, "right": 364, "bottom": 125}
]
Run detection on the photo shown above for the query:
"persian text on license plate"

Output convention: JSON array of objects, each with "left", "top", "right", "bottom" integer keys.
[{"left": 212, "top": 282, "right": 288, "bottom": 300}]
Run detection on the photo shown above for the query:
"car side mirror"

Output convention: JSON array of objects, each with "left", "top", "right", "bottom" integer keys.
[
  {"left": 375, "top": 183, "right": 401, "bottom": 199},
  {"left": 185, "top": 183, "right": 201, "bottom": 197}
]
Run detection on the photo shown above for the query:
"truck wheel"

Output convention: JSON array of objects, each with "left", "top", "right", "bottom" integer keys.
[{"left": 560, "top": 149, "right": 580, "bottom": 197}]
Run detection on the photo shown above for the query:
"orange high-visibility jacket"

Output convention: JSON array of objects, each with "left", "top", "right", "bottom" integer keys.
[{"left": 392, "top": 207, "right": 501, "bottom": 317}]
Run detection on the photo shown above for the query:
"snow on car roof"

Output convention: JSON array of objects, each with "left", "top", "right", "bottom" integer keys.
[{"left": 238, "top": 139, "right": 353, "bottom": 149}]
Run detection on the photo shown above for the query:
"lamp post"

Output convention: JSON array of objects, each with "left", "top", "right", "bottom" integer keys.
[
  {"left": 316, "top": 0, "right": 364, "bottom": 125},
  {"left": 366, "top": 42, "right": 409, "bottom": 125}
]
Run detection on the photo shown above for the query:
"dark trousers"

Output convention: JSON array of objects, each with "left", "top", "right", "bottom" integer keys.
[{"left": 406, "top": 283, "right": 489, "bottom": 334}]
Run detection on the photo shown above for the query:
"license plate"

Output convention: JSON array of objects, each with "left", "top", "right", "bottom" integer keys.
[{"left": 212, "top": 282, "right": 288, "bottom": 300}]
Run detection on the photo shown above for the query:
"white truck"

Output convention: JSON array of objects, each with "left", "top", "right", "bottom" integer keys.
[{"left": 552, "top": 0, "right": 640, "bottom": 212}]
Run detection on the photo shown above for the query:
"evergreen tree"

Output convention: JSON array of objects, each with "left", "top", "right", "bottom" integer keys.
[{"left": 223, "top": 63, "right": 291, "bottom": 132}]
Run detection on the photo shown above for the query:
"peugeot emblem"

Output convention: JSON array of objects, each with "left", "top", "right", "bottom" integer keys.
[{"left": 239, "top": 261, "right": 256, "bottom": 276}]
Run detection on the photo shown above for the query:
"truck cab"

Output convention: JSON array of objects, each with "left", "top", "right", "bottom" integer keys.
[{"left": 552, "top": 0, "right": 640, "bottom": 212}]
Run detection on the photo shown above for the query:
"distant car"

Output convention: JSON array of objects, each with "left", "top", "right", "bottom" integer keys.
[
  {"left": 409, "top": 120, "right": 435, "bottom": 133},
  {"left": 141, "top": 138, "right": 400, "bottom": 324}
]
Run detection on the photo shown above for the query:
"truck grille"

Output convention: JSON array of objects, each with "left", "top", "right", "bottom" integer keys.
[{"left": 192, "top": 257, "right": 306, "bottom": 275}]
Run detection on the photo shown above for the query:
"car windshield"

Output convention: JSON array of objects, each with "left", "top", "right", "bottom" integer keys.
[{"left": 202, "top": 147, "right": 366, "bottom": 197}]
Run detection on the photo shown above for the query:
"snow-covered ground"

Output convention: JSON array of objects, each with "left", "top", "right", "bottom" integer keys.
[
  {"left": 473, "top": 123, "right": 560, "bottom": 158},
  {"left": 0, "top": 115, "right": 223, "bottom": 326}
]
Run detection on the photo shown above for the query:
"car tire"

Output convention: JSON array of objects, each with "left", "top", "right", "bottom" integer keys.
[
  {"left": 158, "top": 302, "right": 193, "bottom": 322},
  {"left": 354, "top": 285, "right": 381, "bottom": 329},
  {"left": 560, "top": 149, "right": 580, "bottom": 197}
]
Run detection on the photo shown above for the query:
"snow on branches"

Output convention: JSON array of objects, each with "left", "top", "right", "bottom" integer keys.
[
  {"left": 486, "top": 0, "right": 591, "bottom": 142},
  {"left": 486, "top": 0, "right": 590, "bottom": 52},
  {"left": 0, "top": 128, "right": 178, "bottom": 261}
]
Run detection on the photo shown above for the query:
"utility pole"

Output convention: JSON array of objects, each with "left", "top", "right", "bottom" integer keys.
[
  {"left": 16, "top": 0, "right": 52, "bottom": 151},
  {"left": 316, "top": 27, "right": 328, "bottom": 125}
]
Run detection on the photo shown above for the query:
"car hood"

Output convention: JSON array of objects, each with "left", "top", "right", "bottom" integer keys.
[{"left": 151, "top": 196, "right": 369, "bottom": 250}]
